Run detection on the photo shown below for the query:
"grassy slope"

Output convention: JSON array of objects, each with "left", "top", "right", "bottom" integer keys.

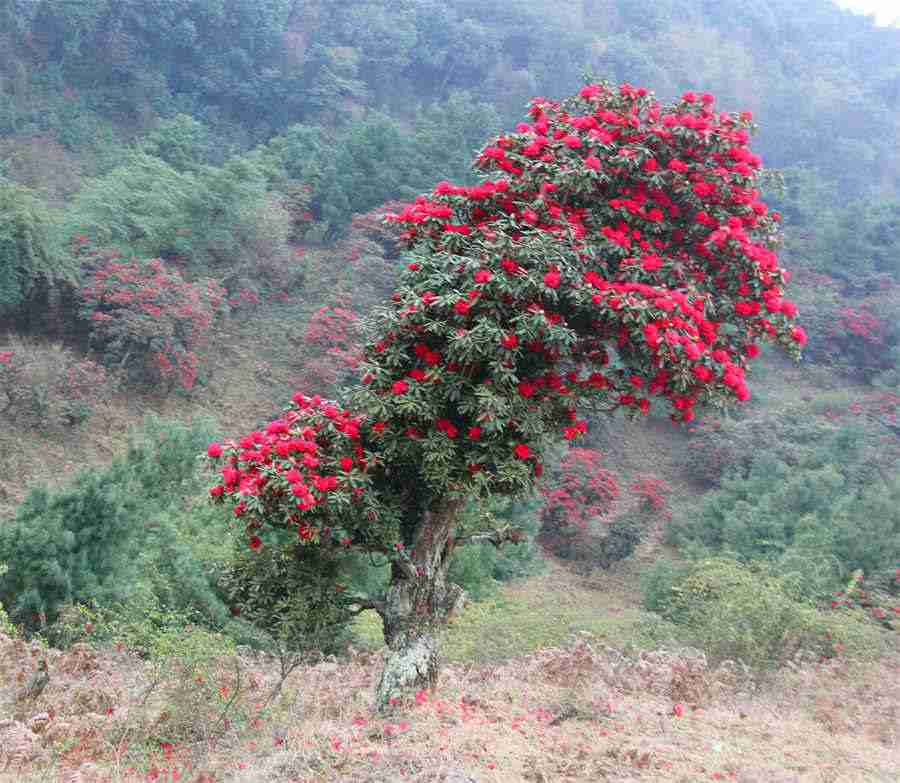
[{"left": 1, "top": 563, "right": 897, "bottom": 782}]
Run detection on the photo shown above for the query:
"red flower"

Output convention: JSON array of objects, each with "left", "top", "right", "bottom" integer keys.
[
  {"left": 474, "top": 269, "right": 493, "bottom": 284},
  {"left": 790, "top": 326, "right": 808, "bottom": 345},
  {"left": 691, "top": 365, "right": 714, "bottom": 384},
  {"left": 514, "top": 443, "right": 531, "bottom": 460},
  {"left": 501, "top": 334, "right": 519, "bottom": 349},
  {"left": 372, "top": 421, "right": 387, "bottom": 433},
  {"left": 315, "top": 475, "right": 339, "bottom": 492},
  {"left": 583, "top": 156, "right": 601, "bottom": 171},
  {"left": 543, "top": 269, "right": 561, "bottom": 289},
  {"left": 340, "top": 457, "right": 354, "bottom": 472},
  {"left": 392, "top": 380, "right": 409, "bottom": 394},
  {"left": 249, "top": 536, "right": 263, "bottom": 551},
  {"left": 501, "top": 258, "right": 521, "bottom": 275},
  {"left": 207, "top": 442, "right": 223, "bottom": 458},
  {"left": 468, "top": 426, "right": 482, "bottom": 440},
  {"left": 436, "top": 419, "right": 459, "bottom": 438},
  {"left": 641, "top": 254, "right": 662, "bottom": 272},
  {"left": 453, "top": 300, "right": 471, "bottom": 316}
]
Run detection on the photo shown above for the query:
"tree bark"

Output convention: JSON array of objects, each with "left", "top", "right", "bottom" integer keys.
[{"left": 374, "top": 498, "right": 466, "bottom": 708}]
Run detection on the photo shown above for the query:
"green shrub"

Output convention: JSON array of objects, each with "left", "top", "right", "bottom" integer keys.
[
  {"left": 0, "top": 565, "right": 15, "bottom": 638},
  {"left": 645, "top": 558, "right": 882, "bottom": 669},
  {"left": 672, "top": 419, "right": 900, "bottom": 601},
  {"left": 0, "top": 416, "right": 228, "bottom": 633},
  {"left": 218, "top": 542, "right": 356, "bottom": 657},
  {"left": 0, "top": 180, "right": 71, "bottom": 316},
  {"left": 62, "top": 151, "right": 294, "bottom": 296},
  {"left": 448, "top": 497, "right": 546, "bottom": 598},
  {"left": 139, "top": 114, "right": 217, "bottom": 172},
  {"left": 259, "top": 93, "right": 500, "bottom": 236},
  {"left": 639, "top": 557, "right": 690, "bottom": 614}
]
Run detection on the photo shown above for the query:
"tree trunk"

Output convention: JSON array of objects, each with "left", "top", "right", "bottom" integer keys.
[{"left": 374, "top": 498, "right": 465, "bottom": 708}]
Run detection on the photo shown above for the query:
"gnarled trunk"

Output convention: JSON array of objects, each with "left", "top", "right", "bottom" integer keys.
[{"left": 374, "top": 499, "right": 465, "bottom": 708}]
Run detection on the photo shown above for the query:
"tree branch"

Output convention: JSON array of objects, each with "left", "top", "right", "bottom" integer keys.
[{"left": 454, "top": 525, "right": 527, "bottom": 549}]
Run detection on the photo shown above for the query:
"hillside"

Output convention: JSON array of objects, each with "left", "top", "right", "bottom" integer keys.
[
  {"left": 1, "top": 1, "right": 899, "bottom": 781},
  {"left": 2, "top": 560, "right": 898, "bottom": 782}
]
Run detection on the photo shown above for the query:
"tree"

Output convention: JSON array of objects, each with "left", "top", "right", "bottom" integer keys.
[
  {"left": 0, "top": 180, "right": 71, "bottom": 318},
  {"left": 209, "top": 83, "right": 804, "bottom": 707}
]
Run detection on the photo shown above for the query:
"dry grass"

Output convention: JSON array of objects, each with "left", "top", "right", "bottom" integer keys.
[{"left": 0, "top": 624, "right": 896, "bottom": 783}]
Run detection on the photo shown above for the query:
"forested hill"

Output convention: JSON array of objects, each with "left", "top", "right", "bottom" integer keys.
[
  {"left": 1, "top": 0, "right": 899, "bottom": 404},
  {"left": 2, "top": 0, "right": 899, "bottom": 203}
]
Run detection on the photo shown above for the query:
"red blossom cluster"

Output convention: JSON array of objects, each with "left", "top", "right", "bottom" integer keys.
[
  {"left": 80, "top": 257, "right": 226, "bottom": 390},
  {"left": 348, "top": 200, "right": 407, "bottom": 258},
  {"left": 823, "top": 302, "right": 895, "bottom": 378},
  {"left": 227, "top": 288, "right": 262, "bottom": 309},
  {"left": 382, "top": 83, "right": 800, "bottom": 430},
  {"left": 208, "top": 394, "right": 394, "bottom": 551},
  {"left": 834, "top": 307, "right": 887, "bottom": 344}
]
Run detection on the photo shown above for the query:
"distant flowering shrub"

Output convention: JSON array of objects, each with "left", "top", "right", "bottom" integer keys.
[
  {"left": 539, "top": 447, "right": 631, "bottom": 566},
  {"left": 0, "top": 339, "right": 113, "bottom": 426},
  {"left": 541, "top": 447, "right": 619, "bottom": 533},
  {"left": 827, "top": 302, "right": 897, "bottom": 380},
  {"left": 631, "top": 474, "right": 673, "bottom": 520},
  {"left": 829, "top": 570, "right": 899, "bottom": 631},
  {"left": 297, "top": 302, "right": 362, "bottom": 390},
  {"left": 80, "top": 257, "right": 227, "bottom": 391}
]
